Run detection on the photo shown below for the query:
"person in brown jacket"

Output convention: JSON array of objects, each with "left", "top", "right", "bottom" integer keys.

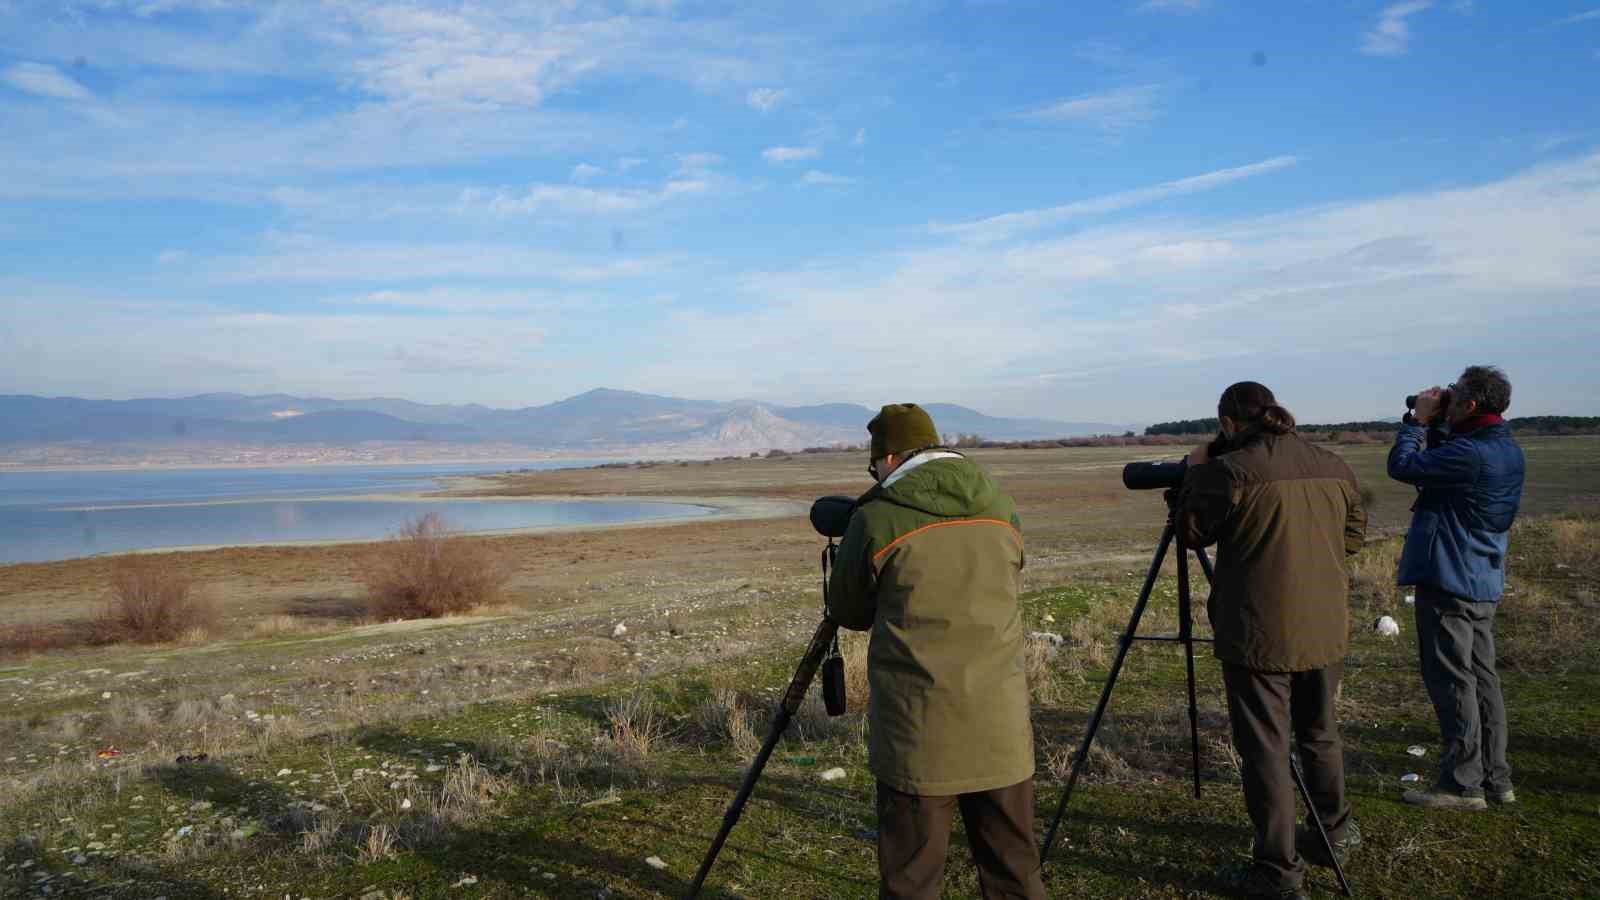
[{"left": 1176, "top": 382, "right": 1367, "bottom": 900}]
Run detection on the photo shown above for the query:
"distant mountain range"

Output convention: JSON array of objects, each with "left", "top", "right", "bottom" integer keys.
[{"left": 0, "top": 389, "right": 1132, "bottom": 456}]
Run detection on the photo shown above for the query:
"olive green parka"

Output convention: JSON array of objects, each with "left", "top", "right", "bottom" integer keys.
[{"left": 826, "top": 451, "right": 1033, "bottom": 795}]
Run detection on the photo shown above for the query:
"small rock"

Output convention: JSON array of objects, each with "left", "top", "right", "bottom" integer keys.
[
  {"left": 542, "top": 872, "right": 556, "bottom": 881},
  {"left": 175, "top": 825, "right": 194, "bottom": 838},
  {"left": 276, "top": 768, "right": 292, "bottom": 777},
  {"left": 452, "top": 874, "right": 478, "bottom": 887},
  {"left": 72, "top": 855, "right": 87, "bottom": 865},
  {"left": 1407, "top": 745, "right": 1427, "bottom": 757},
  {"left": 820, "top": 767, "right": 847, "bottom": 782},
  {"left": 645, "top": 855, "right": 667, "bottom": 870},
  {"left": 1404, "top": 593, "right": 1416, "bottom": 605},
  {"left": 101, "top": 692, "right": 112, "bottom": 700},
  {"left": 400, "top": 799, "right": 412, "bottom": 811},
  {"left": 1373, "top": 616, "right": 1400, "bottom": 637},
  {"left": 612, "top": 622, "right": 627, "bottom": 638},
  {"left": 1401, "top": 773, "right": 1421, "bottom": 783}
]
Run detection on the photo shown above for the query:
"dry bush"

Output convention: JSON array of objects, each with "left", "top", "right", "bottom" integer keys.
[
  {"left": 606, "top": 687, "right": 670, "bottom": 760},
  {"left": 359, "top": 823, "right": 397, "bottom": 862},
  {"left": 97, "top": 556, "right": 217, "bottom": 644},
  {"left": 839, "top": 630, "right": 871, "bottom": 710},
  {"left": 697, "top": 684, "right": 761, "bottom": 756},
  {"left": 362, "top": 513, "right": 509, "bottom": 621},
  {"left": 1024, "top": 635, "right": 1065, "bottom": 704},
  {"left": 251, "top": 614, "right": 310, "bottom": 638},
  {"left": 436, "top": 753, "right": 513, "bottom": 826},
  {"left": 0, "top": 621, "right": 94, "bottom": 655}
]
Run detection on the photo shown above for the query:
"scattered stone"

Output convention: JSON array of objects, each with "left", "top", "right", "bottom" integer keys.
[
  {"left": 1407, "top": 745, "right": 1427, "bottom": 757},
  {"left": 425, "top": 764, "right": 445, "bottom": 773},
  {"left": 820, "top": 767, "right": 847, "bottom": 782},
  {"left": 101, "top": 692, "right": 112, "bottom": 700},
  {"left": 1373, "top": 616, "right": 1400, "bottom": 637},
  {"left": 1401, "top": 773, "right": 1421, "bottom": 783},
  {"left": 276, "top": 768, "right": 293, "bottom": 777},
  {"left": 581, "top": 794, "right": 621, "bottom": 809},
  {"left": 1404, "top": 593, "right": 1416, "bottom": 605},
  {"left": 400, "top": 799, "right": 413, "bottom": 811},
  {"left": 645, "top": 856, "right": 667, "bottom": 870},
  {"left": 612, "top": 622, "right": 628, "bottom": 638},
  {"left": 542, "top": 872, "right": 556, "bottom": 881},
  {"left": 360, "top": 890, "right": 386, "bottom": 900},
  {"left": 452, "top": 874, "right": 478, "bottom": 887},
  {"left": 72, "top": 854, "right": 87, "bottom": 865}
]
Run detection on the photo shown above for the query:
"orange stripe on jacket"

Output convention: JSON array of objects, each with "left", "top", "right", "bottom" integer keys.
[{"left": 871, "top": 518, "right": 1023, "bottom": 563}]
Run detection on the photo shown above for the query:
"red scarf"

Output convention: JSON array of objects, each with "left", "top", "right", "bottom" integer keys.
[{"left": 1455, "top": 413, "right": 1504, "bottom": 433}]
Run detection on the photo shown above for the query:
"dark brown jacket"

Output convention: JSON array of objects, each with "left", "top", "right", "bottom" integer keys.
[{"left": 1178, "top": 431, "right": 1366, "bottom": 672}]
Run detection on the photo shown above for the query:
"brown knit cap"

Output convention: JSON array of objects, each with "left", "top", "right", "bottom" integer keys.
[{"left": 868, "top": 403, "right": 940, "bottom": 459}]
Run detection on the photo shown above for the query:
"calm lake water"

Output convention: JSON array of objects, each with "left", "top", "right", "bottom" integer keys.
[{"left": 0, "top": 462, "right": 714, "bottom": 564}]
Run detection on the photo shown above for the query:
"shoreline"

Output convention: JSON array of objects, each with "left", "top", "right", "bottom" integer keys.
[
  {"left": 0, "top": 456, "right": 621, "bottom": 475},
  {"left": 1, "top": 493, "right": 807, "bottom": 565}
]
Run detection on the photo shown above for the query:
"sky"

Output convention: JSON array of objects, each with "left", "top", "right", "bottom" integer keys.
[{"left": 1, "top": 0, "right": 1597, "bottom": 424}]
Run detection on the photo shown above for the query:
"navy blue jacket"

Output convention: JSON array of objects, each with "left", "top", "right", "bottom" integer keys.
[{"left": 1388, "top": 422, "right": 1525, "bottom": 602}]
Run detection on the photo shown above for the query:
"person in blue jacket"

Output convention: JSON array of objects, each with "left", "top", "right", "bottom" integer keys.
[{"left": 1388, "top": 365, "right": 1526, "bottom": 811}]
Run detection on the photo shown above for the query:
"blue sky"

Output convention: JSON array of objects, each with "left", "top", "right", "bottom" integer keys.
[{"left": 1, "top": 0, "right": 1597, "bottom": 423}]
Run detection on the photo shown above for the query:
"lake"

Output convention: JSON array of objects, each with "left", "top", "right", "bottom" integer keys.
[{"left": 0, "top": 462, "right": 714, "bottom": 564}]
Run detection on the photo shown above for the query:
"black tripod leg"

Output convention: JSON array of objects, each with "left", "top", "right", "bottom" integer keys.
[
  {"left": 1175, "top": 536, "right": 1202, "bottom": 799},
  {"left": 689, "top": 619, "right": 838, "bottom": 898},
  {"left": 1290, "top": 754, "right": 1353, "bottom": 897},
  {"left": 1040, "top": 524, "right": 1174, "bottom": 868}
]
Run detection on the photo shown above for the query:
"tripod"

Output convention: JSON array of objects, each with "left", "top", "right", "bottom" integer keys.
[
  {"left": 1037, "top": 509, "right": 1352, "bottom": 897},
  {"left": 688, "top": 542, "right": 841, "bottom": 898}
]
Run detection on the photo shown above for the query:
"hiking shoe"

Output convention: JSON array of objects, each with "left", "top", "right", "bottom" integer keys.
[
  {"left": 1297, "top": 818, "right": 1361, "bottom": 869},
  {"left": 1487, "top": 788, "right": 1517, "bottom": 805},
  {"left": 1220, "top": 863, "right": 1310, "bottom": 900},
  {"left": 1403, "top": 788, "right": 1488, "bottom": 810}
]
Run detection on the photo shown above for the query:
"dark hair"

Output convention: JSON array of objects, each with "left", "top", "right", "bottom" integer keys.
[
  {"left": 1453, "top": 365, "right": 1512, "bottom": 415},
  {"left": 1218, "top": 381, "right": 1296, "bottom": 435}
]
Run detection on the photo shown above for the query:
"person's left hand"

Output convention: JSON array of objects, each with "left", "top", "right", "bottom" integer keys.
[{"left": 1186, "top": 443, "right": 1209, "bottom": 467}]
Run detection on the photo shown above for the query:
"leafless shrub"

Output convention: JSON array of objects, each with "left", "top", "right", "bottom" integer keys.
[
  {"left": 1024, "top": 635, "right": 1065, "bottom": 704},
  {"left": 362, "top": 513, "right": 509, "bottom": 621},
  {"left": 97, "top": 556, "right": 217, "bottom": 643},
  {"left": 698, "top": 684, "right": 761, "bottom": 756},
  {"left": 839, "top": 630, "right": 871, "bottom": 710}
]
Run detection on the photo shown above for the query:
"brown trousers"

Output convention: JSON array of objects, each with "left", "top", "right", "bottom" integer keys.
[
  {"left": 875, "top": 779, "right": 1046, "bottom": 900},
  {"left": 1221, "top": 663, "right": 1352, "bottom": 890}
]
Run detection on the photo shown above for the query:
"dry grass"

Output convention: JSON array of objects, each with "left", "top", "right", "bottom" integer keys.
[
  {"left": 606, "top": 687, "right": 670, "bottom": 759},
  {"left": 362, "top": 513, "right": 509, "bottom": 621},
  {"left": 97, "top": 556, "right": 218, "bottom": 644},
  {"left": 697, "top": 683, "right": 762, "bottom": 757},
  {"left": 436, "top": 753, "right": 514, "bottom": 826}
]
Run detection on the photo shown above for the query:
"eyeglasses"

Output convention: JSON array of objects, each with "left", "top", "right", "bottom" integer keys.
[{"left": 868, "top": 458, "right": 885, "bottom": 480}]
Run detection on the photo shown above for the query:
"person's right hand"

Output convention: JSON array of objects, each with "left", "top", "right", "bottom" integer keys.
[{"left": 1412, "top": 386, "right": 1445, "bottom": 424}]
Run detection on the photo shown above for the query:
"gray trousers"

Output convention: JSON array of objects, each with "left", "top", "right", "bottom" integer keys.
[
  {"left": 1415, "top": 585, "right": 1512, "bottom": 796},
  {"left": 1222, "top": 663, "right": 1351, "bottom": 890}
]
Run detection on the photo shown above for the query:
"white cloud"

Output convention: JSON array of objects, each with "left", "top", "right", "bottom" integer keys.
[
  {"left": 1, "top": 61, "right": 92, "bottom": 101},
  {"left": 1015, "top": 84, "right": 1164, "bottom": 132},
  {"left": 1556, "top": 9, "right": 1600, "bottom": 25},
  {"left": 1136, "top": 0, "right": 1209, "bottom": 13},
  {"left": 1362, "top": 1, "right": 1435, "bottom": 57},
  {"left": 762, "top": 145, "right": 820, "bottom": 164},
  {"left": 336, "top": 287, "right": 569, "bottom": 312},
  {"left": 800, "top": 170, "right": 856, "bottom": 186},
  {"left": 931, "top": 156, "right": 1299, "bottom": 242},
  {"left": 458, "top": 181, "right": 693, "bottom": 216},
  {"left": 622, "top": 154, "right": 1600, "bottom": 419},
  {"left": 571, "top": 162, "right": 604, "bottom": 181},
  {"left": 617, "top": 156, "right": 646, "bottom": 172},
  {"left": 852, "top": 128, "right": 866, "bottom": 147},
  {"left": 156, "top": 249, "right": 188, "bottom": 265},
  {"left": 746, "top": 87, "right": 787, "bottom": 112}
]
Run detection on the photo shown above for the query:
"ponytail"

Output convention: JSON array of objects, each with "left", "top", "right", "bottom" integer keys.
[{"left": 1219, "top": 382, "right": 1296, "bottom": 436}]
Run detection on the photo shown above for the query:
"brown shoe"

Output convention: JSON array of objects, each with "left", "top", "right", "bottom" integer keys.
[{"left": 1403, "top": 788, "right": 1487, "bottom": 810}]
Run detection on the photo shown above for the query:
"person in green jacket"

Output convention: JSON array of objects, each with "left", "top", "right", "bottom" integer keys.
[
  {"left": 828, "top": 403, "right": 1044, "bottom": 900},
  {"left": 1177, "top": 382, "right": 1367, "bottom": 900}
]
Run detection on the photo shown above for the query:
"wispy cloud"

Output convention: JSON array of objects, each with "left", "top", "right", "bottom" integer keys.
[
  {"left": 1362, "top": 1, "right": 1435, "bottom": 57},
  {"left": 1, "top": 61, "right": 92, "bottom": 101},
  {"left": 746, "top": 87, "right": 787, "bottom": 112},
  {"left": 931, "top": 156, "right": 1299, "bottom": 242},
  {"left": 1014, "top": 84, "right": 1164, "bottom": 132},
  {"left": 1135, "top": 0, "right": 1209, "bottom": 13},
  {"left": 571, "top": 163, "right": 604, "bottom": 182},
  {"left": 1555, "top": 9, "right": 1600, "bottom": 25},
  {"left": 799, "top": 170, "right": 856, "bottom": 186},
  {"left": 456, "top": 180, "right": 705, "bottom": 217},
  {"left": 762, "top": 145, "right": 819, "bottom": 164},
  {"left": 852, "top": 128, "right": 866, "bottom": 146}
]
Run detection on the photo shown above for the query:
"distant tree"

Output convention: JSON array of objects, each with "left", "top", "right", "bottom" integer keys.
[{"left": 1145, "top": 418, "right": 1220, "bottom": 436}]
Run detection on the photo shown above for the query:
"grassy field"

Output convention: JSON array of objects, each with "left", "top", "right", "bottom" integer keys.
[{"left": 1, "top": 437, "right": 1597, "bottom": 898}]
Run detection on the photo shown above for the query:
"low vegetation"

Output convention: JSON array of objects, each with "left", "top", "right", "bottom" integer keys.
[{"left": 361, "top": 513, "right": 509, "bottom": 621}]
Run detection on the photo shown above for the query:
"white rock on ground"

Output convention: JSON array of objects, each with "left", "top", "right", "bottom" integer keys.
[
  {"left": 612, "top": 622, "right": 627, "bottom": 638},
  {"left": 820, "top": 767, "right": 847, "bottom": 782},
  {"left": 645, "top": 856, "right": 667, "bottom": 870}
]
